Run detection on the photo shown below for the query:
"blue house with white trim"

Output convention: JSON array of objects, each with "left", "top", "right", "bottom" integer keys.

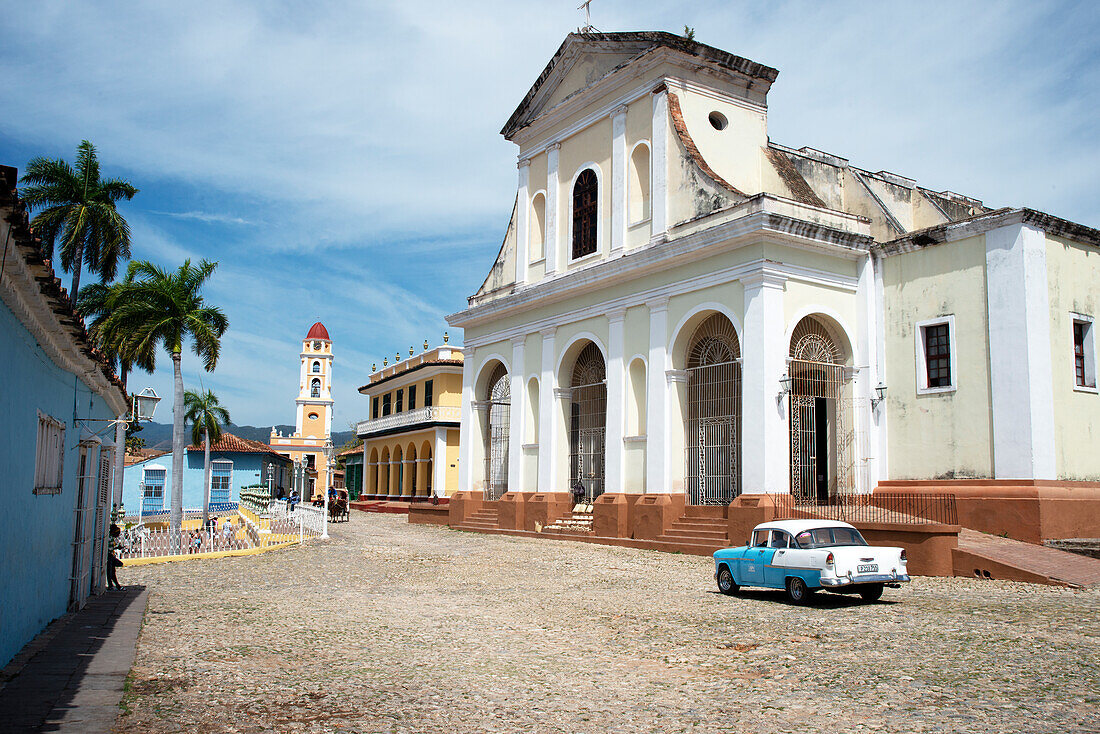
[
  {"left": 121, "top": 433, "right": 292, "bottom": 520},
  {"left": 0, "top": 165, "right": 130, "bottom": 668}
]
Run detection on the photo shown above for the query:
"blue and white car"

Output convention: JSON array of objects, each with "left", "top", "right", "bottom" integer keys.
[{"left": 713, "top": 519, "right": 910, "bottom": 604}]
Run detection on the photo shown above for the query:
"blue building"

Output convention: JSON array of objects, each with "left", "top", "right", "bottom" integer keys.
[
  {"left": 121, "top": 433, "right": 292, "bottom": 519},
  {"left": 0, "top": 165, "right": 130, "bottom": 668}
]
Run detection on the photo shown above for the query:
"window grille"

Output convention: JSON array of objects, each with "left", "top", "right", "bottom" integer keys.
[
  {"left": 91, "top": 454, "right": 111, "bottom": 589},
  {"left": 572, "top": 169, "right": 598, "bottom": 259},
  {"left": 569, "top": 343, "right": 606, "bottom": 502},
  {"left": 424, "top": 380, "right": 433, "bottom": 407},
  {"left": 685, "top": 315, "right": 741, "bottom": 505},
  {"left": 312, "top": 361, "right": 321, "bottom": 373},
  {"left": 409, "top": 385, "right": 417, "bottom": 410},
  {"left": 372, "top": 397, "right": 379, "bottom": 419},
  {"left": 923, "top": 323, "right": 951, "bottom": 388},
  {"left": 34, "top": 412, "right": 65, "bottom": 494},
  {"left": 382, "top": 393, "right": 392, "bottom": 416},
  {"left": 483, "top": 364, "right": 510, "bottom": 501},
  {"left": 211, "top": 461, "right": 232, "bottom": 504},
  {"left": 142, "top": 468, "right": 166, "bottom": 514},
  {"left": 1075, "top": 322, "right": 1086, "bottom": 385},
  {"left": 396, "top": 389, "right": 404, "bottom": 413},
  {"left": 311, "top": 379, "right": 321, "bottom": 398}
]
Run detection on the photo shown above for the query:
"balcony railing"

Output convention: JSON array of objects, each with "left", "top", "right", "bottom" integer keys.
[{"left": 357, "top": 405, "right": 461, "bottom": 437}]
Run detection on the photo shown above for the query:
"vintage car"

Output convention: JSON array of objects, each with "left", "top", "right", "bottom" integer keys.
[{"left": 713, "top": 519, "right": 909, "bottom": 604}]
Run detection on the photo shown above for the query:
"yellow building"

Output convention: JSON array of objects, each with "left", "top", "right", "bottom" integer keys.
[
  {"left": 270, "top": 322, "right": 334, "bottom": 500},
  {"left": 356, "top": 341, "right": 462, "bottom": 500}
]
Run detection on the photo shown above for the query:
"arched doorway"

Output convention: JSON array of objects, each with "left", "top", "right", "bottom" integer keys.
[
  {"left": 685, "top": 314, "right": 741, "bottom": 505},
  {"left": 569, "top": 342, "right": 606, "bottom": 502},
  {"left": 788, "top": 315, "right": 854, "bottom": 504},
  {"left": 484, "top": 363, "right": 510, "bottom": 501}
]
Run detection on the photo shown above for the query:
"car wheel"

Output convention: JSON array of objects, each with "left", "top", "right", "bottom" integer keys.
[
  {"left": 716, "top": 565, "right": 739, "bottom": 596},
  {"left": 785, "top": 576, "right": 813, "bottom": 605},
  {"left": 859, "top": 583, "right": 884, "bottom": 602}
]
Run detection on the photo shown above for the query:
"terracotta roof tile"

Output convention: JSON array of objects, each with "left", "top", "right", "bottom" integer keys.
[{"left": 186, "top": 432, "right": 286, "bottom": 457}]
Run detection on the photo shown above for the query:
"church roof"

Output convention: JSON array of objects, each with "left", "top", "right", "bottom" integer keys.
[
  {"left": 186, "top": 432, "right": 289, "bottom": 459},
  {"left": 501, "top": 31, "right": 779, "bottom": 140},
  {"left": 306, "top": 322, "right": 330, "bottom": 340}
]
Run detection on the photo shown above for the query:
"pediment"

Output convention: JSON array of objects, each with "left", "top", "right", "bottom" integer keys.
[{"left": 500, "top": 32, "right": 779, "bottom": 141}]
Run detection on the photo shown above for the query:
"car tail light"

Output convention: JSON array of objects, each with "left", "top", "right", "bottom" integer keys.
[
  {"left": 900, "top": 548, "right": 907, "bottom": 563},
  {"left": 825, "top": 552, "right": 835, "bottom": 565}
]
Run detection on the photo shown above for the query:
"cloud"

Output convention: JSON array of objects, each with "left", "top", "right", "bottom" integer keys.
[{"left": 154, "top": 210, "right": 256, "bottom": 226}]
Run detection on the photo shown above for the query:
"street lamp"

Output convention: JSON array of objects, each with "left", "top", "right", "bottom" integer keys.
[
  {"left": 132, "top": 387, "right": 161, "bottom": 421},
  {"left": 322, "top": 439, "right": 334, "bottom": 539}
]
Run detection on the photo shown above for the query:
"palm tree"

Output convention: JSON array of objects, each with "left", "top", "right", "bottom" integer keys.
[
  {"left": 100, "top": 259, "right": 228, "bottom": 547},
  {"left": 184, "top": 388, "right": 231, "bottom": 527},
  {"left": 77, "top": 279, "right": 157, "bottom": 520},
  {"left": 20, "top": 140, "right": 138, "bottom": 298}
]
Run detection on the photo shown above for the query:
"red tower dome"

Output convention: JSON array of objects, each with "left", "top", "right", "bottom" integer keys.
[{"left": 305, "top": 322, "right": 330, "bottom": 341}]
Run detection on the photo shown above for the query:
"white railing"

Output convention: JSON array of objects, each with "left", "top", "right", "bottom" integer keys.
[
  {"left": 116, "top": 523, "right": 249, "bottom": 560},
  {"left": 293, "top": 504, "right": 325, "bottom": 537},
  {"left": 356, "top": 405, "right": 461, "bottom": 436}
]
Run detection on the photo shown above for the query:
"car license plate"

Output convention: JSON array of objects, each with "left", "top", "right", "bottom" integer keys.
[{"left": 857, "top": 564, "right": 878, "bottom": 573}]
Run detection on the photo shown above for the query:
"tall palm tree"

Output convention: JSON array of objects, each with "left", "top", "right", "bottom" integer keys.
[
  {"left": 184, "top": 388, "right": 231, "bottom": 527},
  {"left": 77, "top": 280, "right": 157, "bottom": 519},
  {"left": 100, "top": 259, "right": 228, "bottom": 547},
  {"left": 20, "top": 140, "right": 138, "bottom": 298}
]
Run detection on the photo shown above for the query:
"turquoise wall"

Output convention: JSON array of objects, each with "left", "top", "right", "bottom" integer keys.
[
  {"left": 0, "top": 302, "right": 118, "bottom": 668},
  {"left": 121, "top": 449, "right": 291, "bottom": 516}
]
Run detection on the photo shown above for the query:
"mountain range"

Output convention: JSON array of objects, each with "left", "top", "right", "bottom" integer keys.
[{"left": 132, "top": 422, "right": 357, "bottom": 451}]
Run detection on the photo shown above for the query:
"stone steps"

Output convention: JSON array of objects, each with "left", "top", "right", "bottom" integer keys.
[
  {"left": 543, "top": 508, "right": 594, "bottom": 534},
  {"left": 656, "top": 513, "right": 729, "bottom": 548},
  {"left": 455, "top": 507, "right": 500, "bottom": 532}
]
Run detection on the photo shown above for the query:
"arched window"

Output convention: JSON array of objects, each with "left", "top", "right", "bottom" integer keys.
[
  {"left": 530, "top": 192, "right": 546, "bottom": 262},
  {"left": 570, "top": 343, "right": 606, "bottom": 502},
  {"left": 312, "top": 361, "right": 321, "bottom": 373},
  {"left": 629, "top": 143, "right": 651, "bottom": 223},
  {"left": 311, "top": 379, "right": 321, "bottom": 398},
  {"left": 685, "top": 314, "right": 741, "bottom": 505},
  {"left": 572, "top": 168, "right": 598, "bottom": 260}
]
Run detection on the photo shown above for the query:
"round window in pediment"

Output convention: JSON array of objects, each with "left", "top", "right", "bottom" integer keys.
[{"left": 708, "top": 111, "right": 728, "bottom": 131}]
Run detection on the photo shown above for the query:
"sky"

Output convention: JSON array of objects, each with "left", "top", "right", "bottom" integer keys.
[{"left": 2, "top": 1, "right": 1098, "bottom": 430}]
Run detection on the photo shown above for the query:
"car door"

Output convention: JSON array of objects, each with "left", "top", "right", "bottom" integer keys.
[
  {"left": 765, "top": 530, "right": 794, "bottom": 587},
  {"left": 741, "top": 529, "right": 772, "bottom": 585}
]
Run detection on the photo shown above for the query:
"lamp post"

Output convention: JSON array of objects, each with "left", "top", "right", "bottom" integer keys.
[{"left": 322, "top": 439, "right": 333, "bottom": 539}]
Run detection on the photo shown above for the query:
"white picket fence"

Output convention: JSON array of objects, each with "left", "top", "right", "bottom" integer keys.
[{"left": 117, "top": 500, "right": 324, "bottom": 560}]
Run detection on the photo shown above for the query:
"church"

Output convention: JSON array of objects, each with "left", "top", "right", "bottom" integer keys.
[
  {"left": 444, "top": 31, "right": 1100, "bottom": 554},
  {"left": 269, "top": 322, "right": 335, "bottom": 501}
]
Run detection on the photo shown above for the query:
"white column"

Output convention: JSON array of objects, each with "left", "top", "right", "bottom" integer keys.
[
  {"left": 986, "top": 223, "right": 1056, "bottom": 479},
  {"left": 433, "top": 427, "right": 448, "bottom": 496},
  {"left": 545, "top": 143, "right": 561, "bottom": 275},
  {"left": 857, "top": 252, "right": 880, "bottom": 492},
  {"left": 646, "top": 298, "right": 669, "bottom": 492},
  {"left": 650, "top": 86, "right": 669, "bottom": 241},
  {"left": 538, "top": 329, "right": 557, "bottom": 492},
  {"left": 508, "top": 339, "right": 526, "bottom": 492},
  {"left": 515, "top": 159, "right": 531, "bottom": 285},
  {"left": 741, "top": 268, "right": 789, "bottom": 494},
  {"left": 610, "top": 105, "right": 628, "bottom": 257},
  {"left": 606, "top": 310, "right": 626, "bottom": 493},
  {"left": 457, "top": 353, "right": 476, "bottom": 494}
]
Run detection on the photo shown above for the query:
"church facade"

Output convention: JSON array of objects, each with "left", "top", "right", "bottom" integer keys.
[
  {"left": 446, "top": 32, "right": 1100, "bottom": 542},
  {"left": 269, "top": 322, "right": 335, "bottom": 500}
]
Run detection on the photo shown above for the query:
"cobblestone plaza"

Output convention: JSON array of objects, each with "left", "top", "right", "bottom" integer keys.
[{"left": 118, "top": 514, "right": 1099, "bottom": 733}]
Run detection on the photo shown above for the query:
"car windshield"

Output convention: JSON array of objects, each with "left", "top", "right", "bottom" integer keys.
[{"left": 794, "top": 527, "right": 868, "bottom": 549}]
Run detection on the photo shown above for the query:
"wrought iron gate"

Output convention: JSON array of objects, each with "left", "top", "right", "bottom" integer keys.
[
  {"left": 484, "top": 364, "right": 510, "bottom": 501},
  {"left": 569, "top": 343, "right": 606, "bottom": 503},
  {"left": 787, "top": 316, "right": 857, "bottom": 504},
  {"left": 685, "top": 314, "right": 742, "bottom": 505}
]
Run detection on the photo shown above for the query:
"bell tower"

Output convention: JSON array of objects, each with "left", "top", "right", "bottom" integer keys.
[
  {"left": 298, "top": 322, "right": 334, "bottom": 439},
  {"left": 270, "top": 322, "right": 335, "bottom": 501}
]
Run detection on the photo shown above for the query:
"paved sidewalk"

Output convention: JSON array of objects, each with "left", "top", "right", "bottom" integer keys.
[{"left": 0, "top": 586, "right": 148, "bottom": 733}]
